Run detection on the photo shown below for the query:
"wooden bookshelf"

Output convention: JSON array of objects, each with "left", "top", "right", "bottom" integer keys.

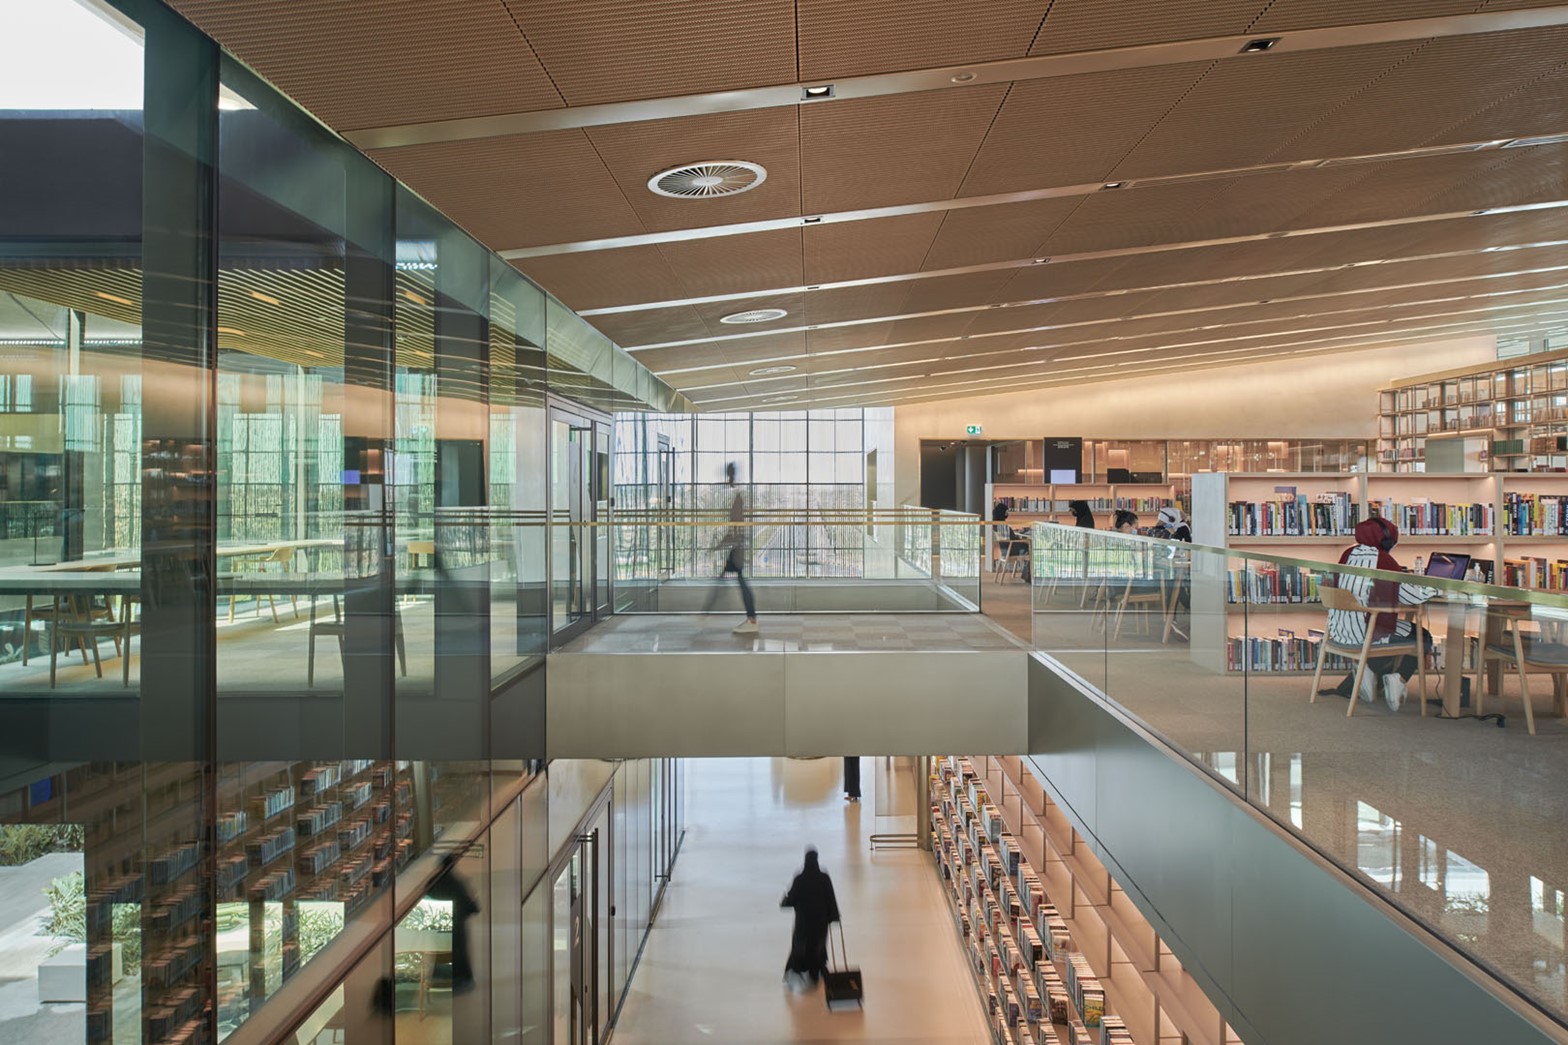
[
  {"left": 988, "top": 482, "right": 1176, "bottom": 528},
  {"left": 1190, "top": 472, "right": 1568, "bottom": 675},
  {"left": 933, "top": 755, "right": 1239, "bottom": 1045},
  {"left": 1378, "top": 350, "right": 1568, "bottom": 472}
]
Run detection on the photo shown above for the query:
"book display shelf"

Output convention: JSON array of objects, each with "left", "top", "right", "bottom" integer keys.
[
  {"left": 988, "top": 483, "right": 1176, "bottom": 528},
  {"left": 933, "top": 755, "right": 1239, "bottom": 1045},
  {"left": 210, "top": 759, "right": 417, "bottom": 1030},
  {"left": 1378, "top": 350, "right": 1568, "bottom": 472},
  {"left": 1191, "top": 471, "right": 1568, "bottom": 673}
]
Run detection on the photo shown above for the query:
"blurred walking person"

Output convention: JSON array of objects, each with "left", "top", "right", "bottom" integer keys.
[
  {"left": 780, "top": 846, "right": 841, "bottom": 990},
  {"left": 707, "top": 461, "right": 759, "bottom": 634}
]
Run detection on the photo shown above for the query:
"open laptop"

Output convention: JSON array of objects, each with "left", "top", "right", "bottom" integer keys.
[{"left": 1424, "top": 552, "right": 1472, "bottom": 581}]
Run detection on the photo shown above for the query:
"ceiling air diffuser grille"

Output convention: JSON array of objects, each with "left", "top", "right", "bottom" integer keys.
[{"left": 647, "top": 160, "right": 767, "bottom": 199}]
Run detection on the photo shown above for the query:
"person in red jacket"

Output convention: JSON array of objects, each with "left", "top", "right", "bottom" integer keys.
[{"left": 1326, "top": 517, "right": 1436, "bottom": 710}]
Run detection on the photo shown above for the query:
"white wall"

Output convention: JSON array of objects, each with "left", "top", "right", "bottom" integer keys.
[{"left": 893, "top": 337, "right": 1495, "bottom": 506}]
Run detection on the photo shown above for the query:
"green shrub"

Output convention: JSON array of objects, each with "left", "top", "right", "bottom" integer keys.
[
  {"left": 0, "top": 824, "right": 84, "bottom": 866},
  {"left": 41, "top": 872, "right": 142, "bottom": 968}
]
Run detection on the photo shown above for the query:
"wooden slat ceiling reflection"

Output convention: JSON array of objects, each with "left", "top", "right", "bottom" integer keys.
[{"left": 157, "top": 0, "right": 1568, "bottom": 407}]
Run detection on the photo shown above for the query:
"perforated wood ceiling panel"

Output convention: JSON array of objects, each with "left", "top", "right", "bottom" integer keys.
[
  {"left": 511, "top": 246, "right": 684, "bottom": 311},
  {"left": 498, "top": 0, "right": 798, "bottom": 107},
  {"left": 1273, "top": 27, "right": 1568, "bottom": 161},
  {"left": 799, "top": 86, "right": 1010, "bottom": 213},
  {"left": 166, "top": 0, "right": 562, "bottom": 130},
  {"left": 797, "top": 0, "right": 1050, "bottom": 79},
  {"left": 1109, "top": 43, "right": 1423, "bottom": 180},
  {"left": 920, "top": 198, "right": 1083, "bottom": 271},
  {"left": 802, "top": 213, "right": 946, "bottom": 284},
  {"left": 658, "top": 229, "right": 805, "bottom": 298},
  {"left": 957, "top": 64, "right": 1210, "bottom": 196},
  {"left": 585, "top": 108, "right": 802, "bottom": 233},
  {"left": 1250, "top": 0, "right": 1487, "bottom": 33},
  {"left": 588, "top": 307, "right": 713, "bottom": 348},
  {"left": 1031, "top": 0, "right": 1267, "bottom": 56},
  {"left": 372, "top": 131, "right": 644, "bottom": 250}
]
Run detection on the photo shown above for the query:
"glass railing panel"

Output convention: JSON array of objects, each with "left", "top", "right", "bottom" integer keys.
[
  {"left": 1031, "top": 520, "right": 1568, "bottom": 1024},
  {"left": 1239, "top": 554, "right": 1568, "bottom": 1021}
]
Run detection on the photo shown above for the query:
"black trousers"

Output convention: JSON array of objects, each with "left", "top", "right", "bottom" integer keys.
[
  {"left": 843, "top": 756, "right": 860, "bottom": 798},
  {"left": 722, "top": 548, "right": 756, "bottom": 618}
]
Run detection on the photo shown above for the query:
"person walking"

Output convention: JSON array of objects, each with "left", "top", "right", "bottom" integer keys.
[
  {"left": 842, "top": 756, "right": 860, "bottom": 802},
  {"left": 780, "top": 847, "right": 841, "bottom": 990},
  {"left": 709, "top": 461, "right": 758, "bottom": 634}
]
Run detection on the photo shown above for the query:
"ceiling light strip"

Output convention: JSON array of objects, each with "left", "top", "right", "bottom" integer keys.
[
  {"left": 645, "top": 265, "right": 1568, "bottom": 377},
  {"left": 346, "top": 7, "right": 1568, "bottom": 151},
  {"left": 667, "top": 307, "right": 1568, "bottom": 398},
  {"left": 627, "top": 255, "right": 1568, "bottom": 353},
  {"left": 507, "top": 136, "right": 1521, "bottom": 260},
  {"left": 595, "top": 199, "right": 1568, "bottom": 319}
]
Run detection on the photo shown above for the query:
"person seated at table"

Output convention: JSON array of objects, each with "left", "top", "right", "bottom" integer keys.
[
  {"left": 1068, "top": 500, "right": 1096, "bottom": 528},
  {"left": 1148, "top": 506, "right": 1190, "bottom": 542},
  {"left": 1326, "top": 517, "right": 1436, "bottom": 711},
  {"left": 1111, "top": 509, "right": 1139, "bottom": 533}
]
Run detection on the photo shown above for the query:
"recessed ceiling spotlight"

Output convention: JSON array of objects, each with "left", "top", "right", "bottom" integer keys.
[
  {"left": 1032, "top": 257, "right": 1051, "bottom": 264},
  {"left": 802, "top": 216, "right": 823, "bottom": 224},
  {"left": 805, "top": 285, "right": 821, "bottom": 290},
  {"left": 766, "top": 395, "right": 800, "bottom": 403},
  {"left": 1240, "top": 37, "right": 1280, "bottom": 53},
  {"left": 801, "top": 84, "right": 835, "bottom": 100},
  {"left": 1102, "top": 181, "right": 1127, "bottom": 190},
  {"left": 950, "top": 72, "right": 977, "bottom": 83},
  {"left": 750, "top": 364, "right": 799, "bottom": 376},
  {"left": 648, "top": 160, "right": 767, "bottom": 198},
  {"left": 721, "top": 308, "right": 789, "bottom": 325}
]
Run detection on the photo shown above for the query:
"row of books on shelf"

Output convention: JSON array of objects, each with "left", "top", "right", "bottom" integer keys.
[
  {"left": 1502, "top": 494, "right": 1568, "bottom": 536},
  {"left": 997, "top": 497, "right": 1172, "bottom": 514},
  {"left": 1227, "top": 631, "right": 1351, "bottom": 674},
  {"left": 1226, "top": 492, "right": 1357, "bottom": 537},
  {"left": 1368, "top": 500, "right": 1493, "bottom": 537},
  {"left": 1501, "top": 557, "right": 1568, "bottom": 590},
  {"left": 1225, "top": 564, "right": 1323, "bottom": 604},
  {"left": 934, "top": 756, "right": 1117, "bottom": 1045}
]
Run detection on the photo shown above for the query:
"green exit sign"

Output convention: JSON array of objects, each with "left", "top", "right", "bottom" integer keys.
[{"left": 965, "top": 425, "right": 983, "bottom": 436}]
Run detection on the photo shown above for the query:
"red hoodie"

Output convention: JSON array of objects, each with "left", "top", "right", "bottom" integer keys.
[{"left": 1339, "top": 517, "right": 1404, "bottom": 640}]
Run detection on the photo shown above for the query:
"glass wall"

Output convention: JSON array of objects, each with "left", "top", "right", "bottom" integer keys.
[
  {"left": 611, "top": 408, "right": 895, "bottom": 584},
  {"left": 0, "top": 1, "right": 683, "bottom": 1043}
]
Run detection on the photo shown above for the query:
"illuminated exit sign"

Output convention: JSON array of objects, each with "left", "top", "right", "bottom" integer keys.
[{"left": 965, "top": 425, "right": 983, "bottom": 436}]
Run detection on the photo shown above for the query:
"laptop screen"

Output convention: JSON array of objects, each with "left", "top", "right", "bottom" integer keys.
[{"left": 1424, "top": 553, "right": 1472, "bottom": 581}]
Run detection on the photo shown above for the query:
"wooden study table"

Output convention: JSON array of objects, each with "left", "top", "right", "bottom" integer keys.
[{"left": 1432, "top": 593, "right": 1568, "bottom": 718}]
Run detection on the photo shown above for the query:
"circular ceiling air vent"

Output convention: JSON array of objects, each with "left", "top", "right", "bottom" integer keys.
[
  {"left": 750, "top": 364, "right": 798, "bottom": 376},
  {"left": 722, "top": 308, "right": 789, "bottom": 325},
  {"left": 648, "top": 160, "right": 767, "bottom": 199}
]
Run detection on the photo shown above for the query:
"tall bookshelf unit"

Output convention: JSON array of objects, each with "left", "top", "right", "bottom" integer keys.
[
  {"left": 933, "top": 755, "right": 1239, "bottom": 1045},
  {"left": 1378, "top": 350, "right": 1568, "bottom": 472},
  {"left": 1190, "top": 471, "right": 1568, "bottom": 675}
]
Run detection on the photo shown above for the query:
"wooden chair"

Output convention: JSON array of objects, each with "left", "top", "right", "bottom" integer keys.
[
  {"left": 1111, "top": 575, "right": 1168, "bottom": 640},
  {"left": 49, "top": 593, "right": 139, "bottom": 688},
  {"left": 996, "top": 537, "right": 1031, "bottom": 584},
  {"left": 1470, "top": 614, "right": 1568, "bottom": 735},
  {"left": 308, "top": 595, "right": 407, "bottom": 686},
  {"left": 1309, "top": 585, "right": 1427, "bottom": 718}
]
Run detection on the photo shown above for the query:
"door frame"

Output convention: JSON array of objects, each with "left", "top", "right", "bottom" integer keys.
[
  {"left": 548, "top": 792, "right": 613, "bottom": 1045},
  {"left": 547, "top": 395, "right": 613, "bottom": 644}
]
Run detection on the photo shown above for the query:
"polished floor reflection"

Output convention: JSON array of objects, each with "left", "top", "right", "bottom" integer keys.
[
  {"left": 1015, "top": 580, "right": 1568, "bottom": 1023},
  {"left": 557, "top": 613, "right": 1023, "bottom": 654},
  {"left": 612, "top": 757, "right": 988, "bottom": 1044}
]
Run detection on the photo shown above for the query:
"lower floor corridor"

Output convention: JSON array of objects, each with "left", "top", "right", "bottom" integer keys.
[{"left": 610, "top": 757, "right": 989, "bottom": 1044}]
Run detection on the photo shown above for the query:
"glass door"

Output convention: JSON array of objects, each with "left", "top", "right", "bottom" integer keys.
[
  {"left": 550, "top": 401, "right": 610, "bottom": 641},
  {"left": 551, "top": 835, "right": 597, "bottom": 1045}
]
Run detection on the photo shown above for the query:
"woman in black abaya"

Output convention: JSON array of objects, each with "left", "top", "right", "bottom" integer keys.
[{"left": 780, "top": 847, "right": 840, "bottom": 988}]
